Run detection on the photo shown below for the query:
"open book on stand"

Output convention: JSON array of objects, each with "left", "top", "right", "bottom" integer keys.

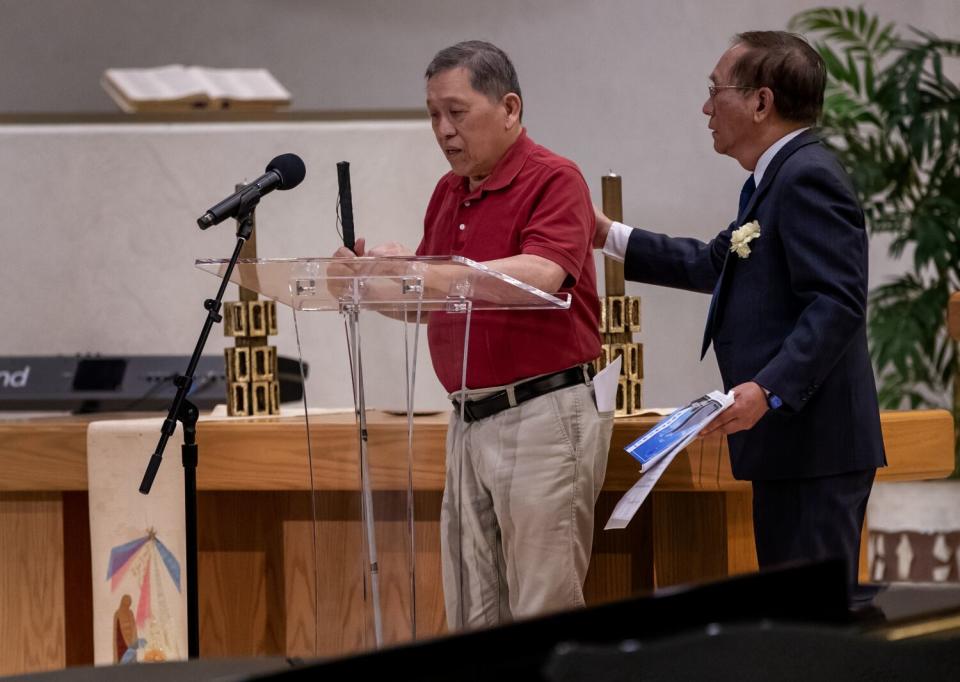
[
  {"left": 101, "top": 65, "right": 291, "bottom": 113},
  {"left": 606, "top": 390, "right": 734, "bottom": 530}
]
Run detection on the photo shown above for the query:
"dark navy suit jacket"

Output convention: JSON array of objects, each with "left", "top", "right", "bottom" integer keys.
[{"left": 624, "top": 130, "right": 886, "bottom": 481}]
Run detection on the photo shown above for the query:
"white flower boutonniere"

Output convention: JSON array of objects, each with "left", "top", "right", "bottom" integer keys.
[{"left": 730, "top": 220, "right": 761, "bottom": 258}]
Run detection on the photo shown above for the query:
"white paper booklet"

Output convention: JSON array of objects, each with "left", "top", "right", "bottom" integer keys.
[{"left": 605, "top": 390, "right": 734, "bottom": 530}]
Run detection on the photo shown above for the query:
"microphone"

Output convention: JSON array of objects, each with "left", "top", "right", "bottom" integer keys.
[
  {"left": 197, "top": 153, "right": 306, "bottom": 229},
  {"left": 336, "top": 161, "right": 355, "bottom": 252}
]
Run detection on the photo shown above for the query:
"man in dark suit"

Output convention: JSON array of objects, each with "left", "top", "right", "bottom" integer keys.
[{"left": 594, "top": 31, "right": 886, "bottom": 601}]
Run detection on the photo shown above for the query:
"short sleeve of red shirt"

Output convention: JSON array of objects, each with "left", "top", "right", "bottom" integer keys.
[{"left": 517, "top": 165, "right": 593, "bottom": 286}]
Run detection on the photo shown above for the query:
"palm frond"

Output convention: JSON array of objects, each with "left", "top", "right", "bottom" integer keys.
[{"left": 793, "top": 6, "right": 960, "bottom": 471}]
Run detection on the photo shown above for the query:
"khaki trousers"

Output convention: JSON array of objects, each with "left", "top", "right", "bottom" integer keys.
[{"left": 441, "top": 381, "right": 613, "bottom": 630}]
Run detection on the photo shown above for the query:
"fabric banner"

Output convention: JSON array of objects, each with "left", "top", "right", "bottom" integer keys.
[
  {"left": 86, "top": 407, "right": 350, "bottom": 665},
  {"left": 88, "top": 418, "right": 188, "bottom": 666}
]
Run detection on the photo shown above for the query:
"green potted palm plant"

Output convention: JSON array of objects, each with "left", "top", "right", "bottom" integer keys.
[{"left": 789, "top": 6, "right": 960, "bottom": 583}]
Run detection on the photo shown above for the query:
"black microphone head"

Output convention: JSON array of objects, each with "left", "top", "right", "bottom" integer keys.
[{"left": 266, "top": 153, "right": 306, "bottom": 190}]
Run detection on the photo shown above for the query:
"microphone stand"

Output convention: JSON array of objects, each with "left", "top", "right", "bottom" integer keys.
[{"left": 139, "top": 188, "right": 261, "bottom": 659}]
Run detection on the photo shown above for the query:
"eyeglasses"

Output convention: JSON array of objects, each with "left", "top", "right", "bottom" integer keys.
[{"left": 708, "top": 84, "right": 757, "bottom": 98}]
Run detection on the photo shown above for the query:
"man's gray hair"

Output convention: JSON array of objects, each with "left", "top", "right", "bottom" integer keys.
[
  {"left": 731, "top": 31, "right": 826, "bottom": 125},
  {"left": 425, "top": 40, "right": 523, "bottom": 105}
]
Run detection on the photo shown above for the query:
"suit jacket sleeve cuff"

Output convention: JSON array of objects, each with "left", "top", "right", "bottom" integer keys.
[{"left": 754, "top": 365, "right": 804, "bottom": 413}]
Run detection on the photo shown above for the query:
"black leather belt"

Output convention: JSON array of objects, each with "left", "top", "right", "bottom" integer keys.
[{"left": 451, "top": 364, "right": 595, "bottom": 423}]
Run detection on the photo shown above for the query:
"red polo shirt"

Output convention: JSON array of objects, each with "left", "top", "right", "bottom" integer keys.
[{"left": 417, "top": 130, "right": 601, "bottom": 392}]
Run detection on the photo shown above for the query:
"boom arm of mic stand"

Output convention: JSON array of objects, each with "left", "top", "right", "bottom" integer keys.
[{"left": 139, "top": 191, "right": 259, "bottom": 494}]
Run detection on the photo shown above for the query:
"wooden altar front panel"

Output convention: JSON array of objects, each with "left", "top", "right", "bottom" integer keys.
[{"left": 0, "top": 409, "right": 952, "bottom": 674}]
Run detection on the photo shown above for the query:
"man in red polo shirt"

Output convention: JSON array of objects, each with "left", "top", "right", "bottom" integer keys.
[{"left": 339, "top": 41, "right": 611, "bottom": 629}]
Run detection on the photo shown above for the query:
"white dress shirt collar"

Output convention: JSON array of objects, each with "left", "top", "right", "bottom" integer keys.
[{"left": 753, "top": 127, "right": 809, "bottom": 187}]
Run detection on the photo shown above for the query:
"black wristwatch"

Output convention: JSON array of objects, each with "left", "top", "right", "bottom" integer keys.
[{"left": 766, "top": 392, "right": 783, "bottom": 410}]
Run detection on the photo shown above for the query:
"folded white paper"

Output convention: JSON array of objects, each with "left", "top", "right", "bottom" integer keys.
[
  {"left": 605, "top": 390, "right": 734, "bottom": 530},
  {"left": 593, "top": 356, "right": 622, "bottom": 413}
]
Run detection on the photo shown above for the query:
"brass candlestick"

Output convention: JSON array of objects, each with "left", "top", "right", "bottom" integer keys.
[{"left": 597, "top": 173, "right": 643, "bottom": 416}]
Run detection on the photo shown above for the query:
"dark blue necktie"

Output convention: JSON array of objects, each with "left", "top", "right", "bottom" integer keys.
[
  {"left": 701, "top": 174, "right": 758, "bottom": 359},
  {"left": 738, "top": 174, "right": 756, "bottom": 219}
]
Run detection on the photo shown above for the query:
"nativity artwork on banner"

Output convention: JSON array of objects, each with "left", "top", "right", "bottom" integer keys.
[{"left": 107, "top": 528, "right": 182, "bottom": 663}]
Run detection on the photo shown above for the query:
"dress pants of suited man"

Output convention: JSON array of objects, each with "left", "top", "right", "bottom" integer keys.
[
  {"left": 751, "top": 468, "right": 876, "bottom": 601},
  {"left": 440, "top": 381, "right": 613, "bottom": 629}
]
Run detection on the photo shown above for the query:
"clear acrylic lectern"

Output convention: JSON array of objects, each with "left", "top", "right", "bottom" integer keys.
[{"left": 196, "top": 255, "right": 570, "bottom": 650}]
